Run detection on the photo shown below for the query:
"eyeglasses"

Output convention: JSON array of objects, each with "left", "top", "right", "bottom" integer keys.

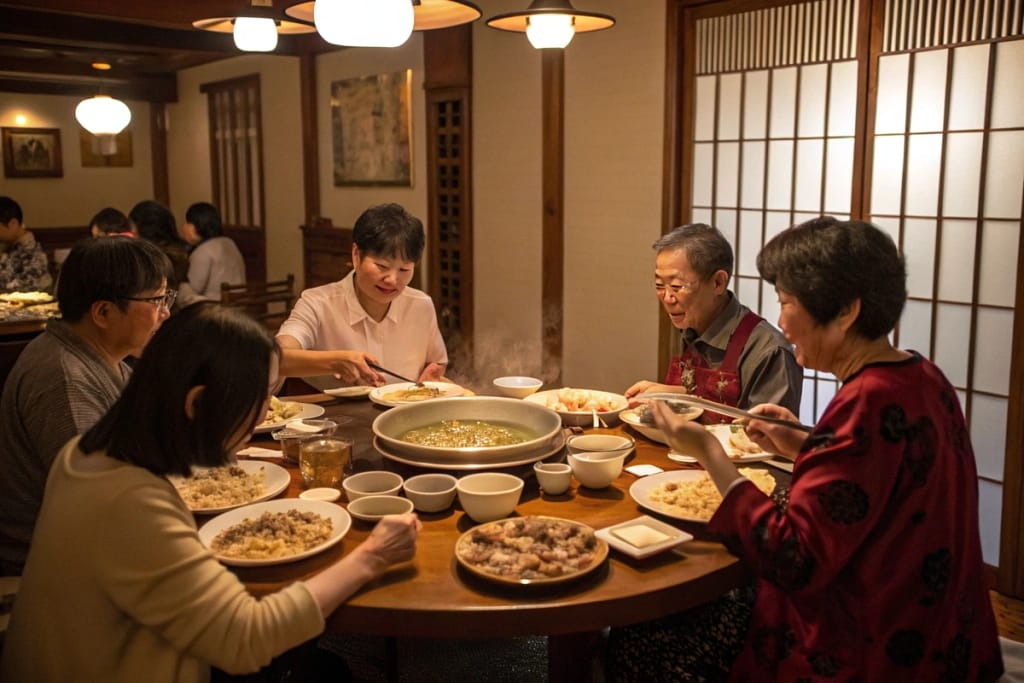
[
  {"left": 654, "top": 280, "right": 699, "bottom": 297},
  {"left": 122, "top": 290, "right": 177, "bottom": 311}
]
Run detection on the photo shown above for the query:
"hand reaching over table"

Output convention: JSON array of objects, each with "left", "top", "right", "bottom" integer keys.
[
  {"left": 741, "top": 404, "right": 806, "bottom": 461},
  {"left": 650, "top": 401, "right": 742, "bottom": 497}
]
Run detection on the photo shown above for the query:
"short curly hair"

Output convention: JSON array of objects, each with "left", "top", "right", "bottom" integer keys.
[{"left": 756, "top": 217, "right": 906, "bottom": 340}]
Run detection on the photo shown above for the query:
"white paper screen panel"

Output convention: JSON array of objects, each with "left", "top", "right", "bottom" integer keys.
[
  {"left": 936, "top": 220, "right": 977, "bottom": 303},
  {"left": 904, "top": 134, "right": 943, "bottom": 216},
  {"left": 794, "top": 140, "right": 824, "bottom": 211},
  {"left": 827, "top": 61, "right": 858, "bottom": 136},
  {"left": 973, "top": 308, "right": 1013, "bottom": 396},
  {"left": 942, "top": 132, "right": 983, "bottom": 218},
  {"left": 737, "top": 210, "right": 762, "bottom": 277},
  {"left": 875, "top": 54, "right": 909, "bottom": 134},
  {"left": 948, "top": 44, "right": 989, "bottom": 130},
  {"left": 694, "top": 76, "right": 717, "bottom": 142},
  {"left": 908, "top": 49, "right": 948, "bottom": 133},
  {"left": 933, "top": 303, "right": 972, "bottom": 387},
  {"left": 978, "top": 481, "right": 1002, "bottom": 565},
  {"left": 769, "top": 67, "right": 797, "bottom": 138},
  {"left": 743, "top": 71, "right": 769, "bottom": 139},
  {"left": 718, "top": 74, "right": 742, "bottom": 139},
  {"left": 797, "top": 64, "right": 828, "bottom": 138},
  {"left": 991, "top": 39, "right": 1024, "bottom": 128},
  {"left": 899, "top": 299, "right": 933, "bottom": 355},
  {"left": 903, "top": 218, "right": 937, "bottom": 299},
  {"left": 984, "top": 131, "right": 1024, "bottom": 219},
  {"left": 766, "top": 140, "right": 794, "bottom": 211},
  {"left": 716, "top": 142, "right": 740, "bottom": 206},
  {"left": 741, "top": 142, "right": 766, "bottom": 209},
  {"left": 824, "top": 139, "right": 853, "bottom": 214},
  {"left": 972, "top": 395, "right": 1009, "bottom": 482},
  {"left": 978, "top": 221, "right": 1019, "bottom": 308},
  {"left": 692, "top": 143, "right": 714, "bottom": 206},
  {"left": 870, "top": 136, "right": 905, "bottom": 215}
]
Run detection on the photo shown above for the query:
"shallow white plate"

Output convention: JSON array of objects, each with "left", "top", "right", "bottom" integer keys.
[
  {"left": 198, "top": 498, "right": 351, "bottom": 567},
  {"left": 619, "top": 405, "right": 703, "bottom": 445},
  {"left": 323, "top": 385, "right": 373, "bottom": 398},
  {"left": 595, "top": 515, "right": 693, "bottom": 559},
  {"left": 369, "top": 382, "right": 465, "bottom": 407},
  {"left": 523, "top": 388, "right": 628, "bottom": 427},
  {"left": 171, "top": 460, "right": 290, "bottom": 514},
  {"left": 629, "top": 470, "right": 715, "bottom": 522},
  {"left": 254, "top": 402, "right": 326, "bottom": 433},
  {"left": 705, "top": 423, "right": 774, "bottom": 462}
]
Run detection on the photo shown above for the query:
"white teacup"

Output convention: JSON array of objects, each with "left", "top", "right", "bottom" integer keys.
[{"left": 533, "top": 462, "right": 572, "bottom": 495}]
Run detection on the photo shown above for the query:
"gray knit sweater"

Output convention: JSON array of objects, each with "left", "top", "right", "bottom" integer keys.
[{"left": 0, "top": 320, "right": 129, "bottom": 572}]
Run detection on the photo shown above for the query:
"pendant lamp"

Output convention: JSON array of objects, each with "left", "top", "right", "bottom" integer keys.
[
  {"left": 193, "top": 0, "right": 316, "bottom": 52},
  {"left": 486, "top": 0, "right": 614, "bottom": 49},
  {"left": 283, "top": 0, "right": 482, "bottom": 39},
  {"left": 312, "top": 0, "right": 415, "bottom": 47}
]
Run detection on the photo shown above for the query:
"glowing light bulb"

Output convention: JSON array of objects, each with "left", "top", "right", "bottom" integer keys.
[
  {"left": 314, "top": 0, "right": 414, "bottom": 47},
  {"left": 525, "top": 14, "right": 575, "bottom": 49},
  {"left": 233, "top": 16, "right": 279, "bottom": 52}
]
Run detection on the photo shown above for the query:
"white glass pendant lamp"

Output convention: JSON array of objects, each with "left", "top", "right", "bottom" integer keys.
[
  {"left": 486, "top": 0, "right": 614, "bottom": 49},
  {"left": 193, "top": 0, "right": 316, "bottom": 52},
  {"left": 75, "top": 95, "right": 131, "bottom": 136},
  {"left": 314, "top": 0, "right": 415, "bottom": 47},
  {"left": 232, "top": 16, "right": 280, "bottom": 51}
]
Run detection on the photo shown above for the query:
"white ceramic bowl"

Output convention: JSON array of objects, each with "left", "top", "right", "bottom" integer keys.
[
  {"left": 347, "top": 495, "right": 415, "bottom": 521},
  {"left": 565, "top": 433, "right": 635, "bottom": 458},
  {"left": 523, "top": 388, "right": 629, "bottom": 427},
  {"left": 492, "top": 376, "right": 544, "bottom": 399},
  {"left": 456, "top": 473, "right": 524, "bottom": 522},
  {"left": 568, "top": 450, "right": 628, "bottom": 489},
  {"left": 533, "top": 462, "right": 572, "bottom": 495},
  {"left": 342, "top": 470, "right": 404, "bottom": 502},
  {"left": 402, "top": 473, "right": 458, "bottom": 513},
  {"left": 299, "top": 487, "right": 342, "bottom": 502}
]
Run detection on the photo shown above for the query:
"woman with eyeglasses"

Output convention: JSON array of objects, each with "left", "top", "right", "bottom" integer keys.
[
  {"left": 623, "top": 223, "right": 802, "bottom": 422},
  {"left": 0, "top": 236, "right": 173, "bottom": 575},
  {"left": 1, "top": 302, "right": 421, "bottom": 682}
]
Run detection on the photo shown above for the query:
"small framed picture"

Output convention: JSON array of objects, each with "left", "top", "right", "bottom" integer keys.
[{"left": 2, "top": 127, "right": 64, "bottom": 178}]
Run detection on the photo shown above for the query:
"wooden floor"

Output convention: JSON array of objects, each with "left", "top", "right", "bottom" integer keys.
[{"left": 993, "top": 590, "right": 1024, "bottom": 643}]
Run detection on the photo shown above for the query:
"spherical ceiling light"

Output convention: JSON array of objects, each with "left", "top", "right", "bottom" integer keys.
[
  {"left": 314, "top": 0, "right": 415, "bottom": 47},
  {"left": 233, "top": 16, "right": 279, "bottom": 52},
  {"left": 75, "top": 95, "right": 132, "bottom": 136},
  {"left": 525, "top": 13, "right": 575, "bottom": 48}
]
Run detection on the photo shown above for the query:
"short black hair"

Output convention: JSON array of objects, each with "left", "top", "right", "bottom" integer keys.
[
  {"left": 185, "top": 202, "right": 223, "bottom": 240},
  {"left": 89, "top": 207, "right": 131, "bottom": 235},
  {"left": 757, "top": 216, "right": 907, "bottom": 340},
  {"left": 0, "top": 196, "right": 23, "bottom": 225},
  {"left": 352, "top": 203, "right": 425, "bottom": 262},
  {"left": 79, "top": 302, "right": 277, "bottom": 477},
  {"left": 652, "top": 223, "right": 734, "bottom": 280},
  {"left": 129, "top": 200, "right": 181, "bottom": 246},
  {"left": 56, "top": 237, "right": 171, "bottom": 322}
]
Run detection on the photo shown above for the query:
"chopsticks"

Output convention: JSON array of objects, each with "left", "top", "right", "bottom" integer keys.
[
  {"left": 367, "top": 361, "right": 422, "bottom": 386},
  {"left": 636, "top": 392, "right": 814, "bottom": 433}
]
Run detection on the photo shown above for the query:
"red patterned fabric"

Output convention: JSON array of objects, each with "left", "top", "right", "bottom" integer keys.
[{"left": 709, "top": 352, "right": 1003, "bottom": 681}]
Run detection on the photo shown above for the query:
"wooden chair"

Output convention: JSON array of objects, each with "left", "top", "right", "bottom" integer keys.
[{"left": 220, "top": 274, "right": 297, "bottom": 331}]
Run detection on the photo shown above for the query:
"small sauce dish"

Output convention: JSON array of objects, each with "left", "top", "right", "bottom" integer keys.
[{"left": 299, "top": 487, "right": 342, "bottom": 502}]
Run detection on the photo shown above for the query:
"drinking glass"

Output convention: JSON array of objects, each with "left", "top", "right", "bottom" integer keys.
[{"left": 299, "top": 437, "right": 352, "bottom": 489}]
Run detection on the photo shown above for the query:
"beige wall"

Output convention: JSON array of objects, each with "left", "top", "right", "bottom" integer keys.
[{"left": 0, "top": 94, "right": 153, "bottom": 227}]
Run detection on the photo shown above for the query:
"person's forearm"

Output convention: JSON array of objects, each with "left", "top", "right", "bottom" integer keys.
[{"left": 303, "top": 546, "right": 388, "bottom": 617}]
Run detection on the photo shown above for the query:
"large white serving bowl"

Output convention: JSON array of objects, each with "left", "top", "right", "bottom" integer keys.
[
  {"left": 568, "top": 450, "right": 628, "bottom": 489},
  {"left": 456, "top": 472, "right": 524, "bottom": 522},
  {"left": 342, "top": 470, "right": 403, "bottom": 502},
  {"left": 523, "top": 388, "right": 628, "bottom": 427},
  {"left": 402, "top": 473, "right": 458, "bottom": 513},
  {"left": 492, "top": 376, "right": 543, "bottom": 398}
]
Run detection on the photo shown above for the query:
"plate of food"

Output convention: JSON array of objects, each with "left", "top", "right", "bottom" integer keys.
[
  {"left": 666, "top": 423, "right": 775, "bottom": 464},
  {"left": 595, "top": 515, "right": 693, "bottom": 559},
  {"left": 170, "top": 460, "right": 290, "bottom": 514},
  {"left": 523, "top": 388, "right": 628, "bottom": 427},
  {"left": 198, "top": 498, "right": 351, "bottom": 567},
  {"left": 455, "top": 516, "right": 608, "bottom": 586},
  {"left": 619, "top": 403, "right": 703, "bottom": 444},
  {"left": 369, "top": 381, "right": 465, "bottom": 407},
  {"left": 629, "top": 468, "right": 776, "bottom": 522},
  {"left": 254, "top": 397, "right": 325, "bottom": 433},
  {"left": 323, "top": 385, "right": 373, "bottom": 398},
  {"left": 302, "top": 374, "right": 374, "bottom": 399},
  {"left": 0, "top": 291, "right": 53, "bottom": 305}
]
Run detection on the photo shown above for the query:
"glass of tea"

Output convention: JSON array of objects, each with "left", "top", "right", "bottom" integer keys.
[{"left": 298, "top": 436, "right": 352, "bottom": 489}]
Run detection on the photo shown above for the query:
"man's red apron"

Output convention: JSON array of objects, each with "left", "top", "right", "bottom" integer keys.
[{"left": 664, "top": 312, "right": 762, "bottom": 423}]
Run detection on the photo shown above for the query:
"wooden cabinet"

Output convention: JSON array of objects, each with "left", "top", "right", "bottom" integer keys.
[{"left": 301, "top": 223, "right": 353, "bottom": 290}]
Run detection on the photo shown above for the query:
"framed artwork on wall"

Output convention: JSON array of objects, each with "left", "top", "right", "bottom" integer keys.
[
  {"left": 330, "top": 70, "right": 413, "bottom": 187},
  {"left": 2, "top": 127, "right": 63, "bottom": 178},
  {"left": 79, "top": 129, "right": 133, "bottom": 167}
]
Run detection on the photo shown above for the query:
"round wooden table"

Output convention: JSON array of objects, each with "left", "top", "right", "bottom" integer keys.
[{"left": 225, "top": 393, "right": 752, "bottom": 681}]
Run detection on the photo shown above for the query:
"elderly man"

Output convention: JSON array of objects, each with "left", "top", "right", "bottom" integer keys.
[
  {"left": 0, "top": 237, "right": 172, "bottom": 574},
  {"left": 626, "top": 223, "right": 802, "bottom": 418}
]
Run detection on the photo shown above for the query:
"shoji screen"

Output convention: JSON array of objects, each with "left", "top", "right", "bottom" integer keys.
[
  {"left": 689, "top": 0, "right": 860, "bottom": 426},
  {"left": 869, "top": 17, "right": 1023, "bottom": 564}
]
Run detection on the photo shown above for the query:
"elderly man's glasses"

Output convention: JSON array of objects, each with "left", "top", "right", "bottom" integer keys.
[
  {"left": 654, "top": 281, "right": 699, "bottom": 297},
  {"left": 122, "top": 290, "right": 177, "bottom": 311}
]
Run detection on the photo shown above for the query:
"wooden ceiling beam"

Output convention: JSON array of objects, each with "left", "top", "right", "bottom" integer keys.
[{"left": 0, "top": 74, "right": 177, "bottom": 103}]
